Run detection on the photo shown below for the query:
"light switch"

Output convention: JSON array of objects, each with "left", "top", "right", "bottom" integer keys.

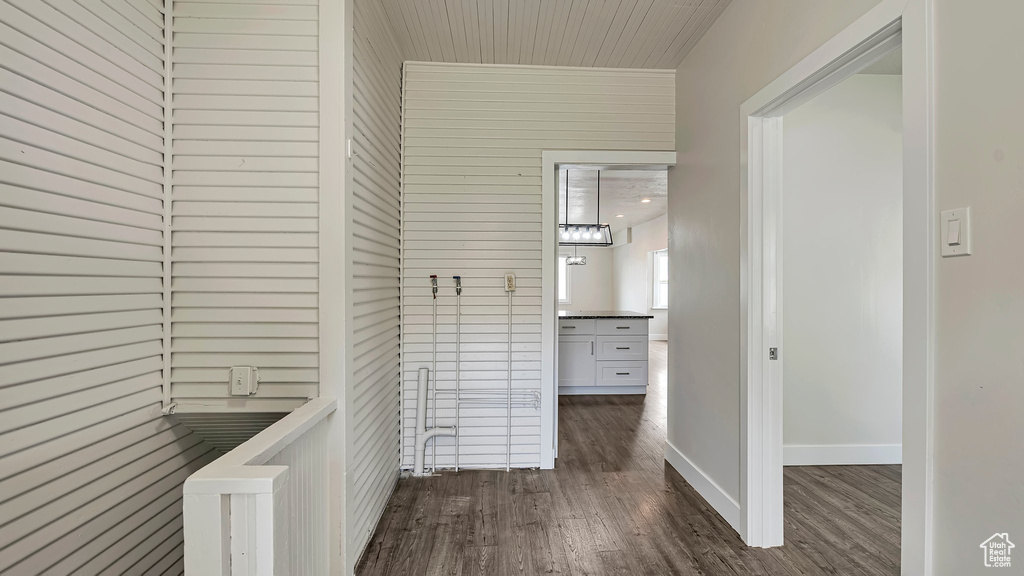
[
  {"left": 947, "top": 219, "right": 961, "bottom": 245},
  {"left": 230, "top": 366, "right": 260, "bottom": 396},
  {"left": 940, "top": 207, "right": 971, "bottom": 257}
]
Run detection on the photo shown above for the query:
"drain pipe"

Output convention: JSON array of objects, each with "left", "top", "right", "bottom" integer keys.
[{"left": 414, "top": 367, "right": 455, "bottom": 476}]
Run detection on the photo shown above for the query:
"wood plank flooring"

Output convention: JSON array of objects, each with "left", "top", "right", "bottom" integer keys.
[{"left": 357, "top": 342, "right": 901, "bottom": 575}]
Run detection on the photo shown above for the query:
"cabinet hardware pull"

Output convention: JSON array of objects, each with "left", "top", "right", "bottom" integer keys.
[
  {"left": 591, "top": 341, "right": 594, "bottom": 355},
  {"left": 616, "top": 326, "right": 629, "bottom": 329},
  {"left": 563, "top": 325, "right": 575, "bottom": 329},
  {"left": 616, "top": 346, "right": 629, "bottom": 350},
  {"left": 616, "top": 372, "right": 629, "bottom": 375}
]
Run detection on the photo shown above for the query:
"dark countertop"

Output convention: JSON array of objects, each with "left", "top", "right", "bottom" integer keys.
[{"left": 557, "top": 310, "right": 654, "bottom": 319}]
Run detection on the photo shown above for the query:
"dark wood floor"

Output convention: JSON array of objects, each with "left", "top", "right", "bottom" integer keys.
[{"left": 357, "top": 342, "right": 901, "bottom": 575}]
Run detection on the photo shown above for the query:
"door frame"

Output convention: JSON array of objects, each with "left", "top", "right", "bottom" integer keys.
[
  {"left": 739, "top": 0, "right": 934, "bottom": 573},
  {"left": 540, "top": 150, "right": 677, "bottom": 469}
]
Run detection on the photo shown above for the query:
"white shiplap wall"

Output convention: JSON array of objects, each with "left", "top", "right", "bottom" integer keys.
[
  {"left": 401, "top": 62, "right": 675, "bottom": 469},
  {"left": 349, "top": 0, "right": 404, "bottom": 562},
  {"left": 169, "top": 0, "right": 320, "bottom": 413},
  {"left": 0, "top": 0, "right": 217, "bottom": 573}
]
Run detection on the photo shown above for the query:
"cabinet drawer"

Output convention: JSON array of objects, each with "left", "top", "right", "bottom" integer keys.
[
  {"left": 559, "top": 318, "right": 595, "bottom": 335},
  {"left": 596, "top": 318, "right": 649, "bottom": 336},
  {"left": 595, "top": 336, "right": 648, "bottom": 361},
  {"left": 596, "top": 361, "right": 648, "bottom": 387}
]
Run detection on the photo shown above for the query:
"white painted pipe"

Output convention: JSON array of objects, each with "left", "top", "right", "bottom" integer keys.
[
  {"left": 454, "top": 276, "right": 462, "bottom": 472},
  {"left": 506, "top": 290, "right": 512, "bottom": 472},
  {"left": 414, "top": 367, "right": 455, "bottom": 476}
]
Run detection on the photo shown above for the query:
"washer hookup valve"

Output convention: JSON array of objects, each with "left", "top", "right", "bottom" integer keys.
[
  {"left": 453, "top": 275, "right": 462, "bottom": 296},
  {"left": 430, "top": 275, "right": 438, "bottom": 299}
]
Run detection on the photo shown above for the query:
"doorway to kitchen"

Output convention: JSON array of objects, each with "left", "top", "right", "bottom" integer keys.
[{"left": 539, "top": 151, "right": 676, "bottom": 466}]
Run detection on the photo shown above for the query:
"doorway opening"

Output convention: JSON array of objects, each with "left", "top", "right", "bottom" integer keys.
[
  {"left": 539, "top": 152, "right": 676, "bottom": 467},
  {"left": 779, "top": 52, "right": 904, "bottom": 574},
  {"left": 740, "top": 1, "right": 934, "bottom": 571}
]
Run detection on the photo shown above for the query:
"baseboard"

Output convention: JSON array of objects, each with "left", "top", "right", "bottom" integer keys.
[
  {"left": 558, "top": 385, "right": 647, "bottom": 395},
  {"left": 783, "top": 444, "right": 902, "bottom": 466},
  {"left": 664, "top": 441, "right": 741, "bottom": 535},
  {"left": 649, "top": 333, "right": 668, "bottom": 341}
]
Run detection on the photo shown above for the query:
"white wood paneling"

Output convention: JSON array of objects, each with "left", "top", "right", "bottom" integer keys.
[
  {"left": 169, "top": 0, "right": 319, "bottom": 413},
  {"left": 349, "top": 0, "right": 404, "bottom": 564},
  {"left": 401, "top": 62, "right": 674, "bottom": 469},
  {"left": 380, "top": 0, "right": 730, "bottom": 69},
  {"left": 0, "top": 1, "right": 219, "bottom": 573}
]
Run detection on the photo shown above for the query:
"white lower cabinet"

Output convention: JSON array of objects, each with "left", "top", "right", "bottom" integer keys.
[
  {"left": 557, "top": 335, "right": 595, "bottom": 387},
  {"left": 596, "top": 361, "right": 649, "bottom": 387},
  {"left": 558, "top": 316, "right": 649, "bottom": 394}
]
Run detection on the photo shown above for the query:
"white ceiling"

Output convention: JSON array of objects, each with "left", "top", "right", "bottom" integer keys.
[
  {"left": 379, "top": 0, "right": 732, "bottom": 69},
  {"left": 559, "top": 169, "right": 668, "bottom": 233}
]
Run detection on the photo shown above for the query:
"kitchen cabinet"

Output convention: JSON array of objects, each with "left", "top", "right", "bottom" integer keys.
[{"left": 558, "top": 312, "right": 651, "bottom": 395}]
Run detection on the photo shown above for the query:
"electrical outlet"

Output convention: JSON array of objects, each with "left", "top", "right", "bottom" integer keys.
[
  {"left": 504, "top": 273, "right": 516, "bottom": 292},
  {"left": 230, "top": 366, "right": 259, "bottom": 396}
]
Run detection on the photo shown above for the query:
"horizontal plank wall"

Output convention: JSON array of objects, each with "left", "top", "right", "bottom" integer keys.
[
  {"left": 168, "top": 0, "right": 320, "bottom": 414},
  {"left": 401, "top": 62, "right": 675, "bottom": 469},
  {"left": 349, "top": 0, "right": 404, "bottom": 564},
  {"left": 0, "top": 0, "right": 217, "bottom": 573}
]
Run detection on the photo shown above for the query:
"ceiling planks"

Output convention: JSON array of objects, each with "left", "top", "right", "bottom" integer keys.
[{"left": 379, "top": 0, "right": 731, "bottom": 69}]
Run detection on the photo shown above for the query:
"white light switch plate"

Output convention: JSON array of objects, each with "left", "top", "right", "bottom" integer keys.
[
  {"left": 940, "top": 207, "right": 972, "bottom": 257},
  {"left": 230, "top": 366, "right": 259, "bottom": 396}
]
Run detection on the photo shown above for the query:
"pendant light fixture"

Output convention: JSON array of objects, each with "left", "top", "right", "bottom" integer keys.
[{"left": 559, "top": 169, "right": 613, "bottom": 250}]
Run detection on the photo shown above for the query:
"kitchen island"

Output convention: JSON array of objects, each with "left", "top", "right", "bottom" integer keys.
[{"left": 557, "top": 310, "right": 653, "bottom": 395}]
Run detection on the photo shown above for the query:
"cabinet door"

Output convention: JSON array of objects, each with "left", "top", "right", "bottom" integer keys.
[{"left": 558, "top": 335, "right": 595, "bottom": 387}]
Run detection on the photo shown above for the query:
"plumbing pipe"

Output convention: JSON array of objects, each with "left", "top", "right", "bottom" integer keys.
[
  {"left": 453, "top": 275, "right": 462, "bottom": 471},
  {"left": 506, "top": 289, "right": 512, "bottom": 472},
  {"left": 430, "top": 275, "right": 438, "bottom": 472},
  {"left": 414, "top": 367, "right": 455, "bottom": 476}
]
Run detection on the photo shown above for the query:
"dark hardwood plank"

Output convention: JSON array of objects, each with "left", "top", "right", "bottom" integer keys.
[{"left": 355, "top": 342, "right": 902, "bottom": 576}]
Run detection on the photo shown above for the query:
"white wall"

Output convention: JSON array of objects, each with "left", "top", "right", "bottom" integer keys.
[
  {"left": 560, "top": 247, "right": 614, "bottom": 311},
  {"left": 667, "top": 0, "right": 883, "bottom": 509},
  {"left": 168, "top": 0, "right": 320, "bottom": 414},
  {"left": 932, "top": 1, "right": 1024, "bottom": 572},
  {"left": 401, "top": 62, "right": 674, "bottom": 469},
  {"left": 782, "top": 74, "right": 903, "bottom": 465},
  {"left": 349, "top": 0, "right": 405, "bottom": 566},
  {"left": 671, "top": 0, "right": 1024, "bottom": 571},
  {"left": 613, "top": 215, "right": 669, "bottom": 338},
  {"left": 0, "top": 1, "right": 218, "bottom": 572}
]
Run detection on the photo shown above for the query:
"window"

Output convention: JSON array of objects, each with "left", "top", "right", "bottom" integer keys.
[
  {"left": 652, "top": 249, "right": 668, "bottom": 309},
  {"left": 558, "top": 252, "right": 571, "bottom": 304}
]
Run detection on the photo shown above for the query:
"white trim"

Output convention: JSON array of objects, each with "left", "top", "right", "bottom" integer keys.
[
  {"left": 665, "top": 441, "right": 741, "bottom": 533},
  {"left": 318, "top": 0, "right": 350, "bottom": 573},
  {"left": 783, "top": 444, "right": 903, "bottom": 466},
  {"left": 649, "top": 334, "right": 668, "bottom": 342},
  {"left": 739, "top": 1, "right": 934, "bottom": 571},
  {"left": 160, "top": 0, "right": 173, "bottom": 414},
  {"left": 542, "top": 151, "right": 676, "bottom": 469},
  {"left": 558, "top": 386, "right": 648, "bottom": 395}
]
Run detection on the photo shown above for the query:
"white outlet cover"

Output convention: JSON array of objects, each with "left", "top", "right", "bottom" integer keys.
[{"left": 940, "top": 207, "right": 972, "bottom": 257}]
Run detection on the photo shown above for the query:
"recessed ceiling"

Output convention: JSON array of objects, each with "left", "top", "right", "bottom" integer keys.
[
  {"left": 379, "top": 0, "right": 732, "bottom": 69},
  {"left": 559, "top": 169, "right": 667, "bottom": 234}
]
